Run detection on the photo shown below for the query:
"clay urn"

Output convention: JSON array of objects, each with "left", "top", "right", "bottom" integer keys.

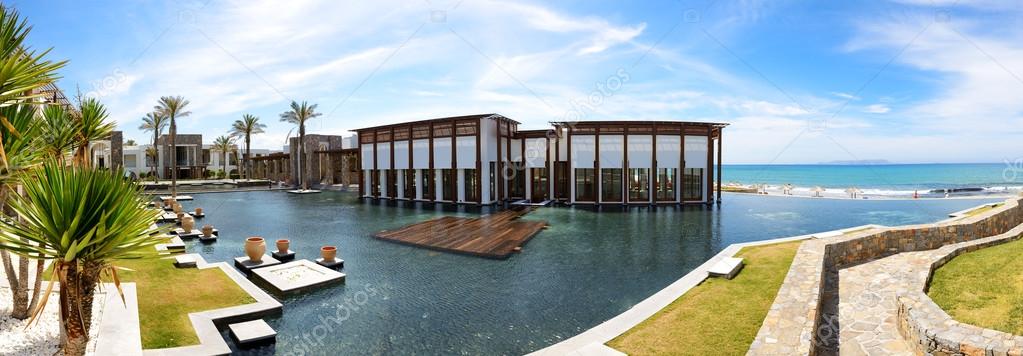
[
  {"left": 201, "top": 224, "right": 213, "bottom": 237},
  {"left": 172, "top": 203, "right": 182, "bottom": 214},
  {"left": 245, "top": 237, "right": 265, "bottom": 262},
  {"left": 320, "top": 246, "right": 337, "bottom": 262},
  {"left": 181, "top": 216, "right": 195, "bottom": 232},
  {"left": 276, "top": 239, "right": 290, "bottom": 253},
  {"left": 195, "top": 207, "right": 203, "bottom": 215}
]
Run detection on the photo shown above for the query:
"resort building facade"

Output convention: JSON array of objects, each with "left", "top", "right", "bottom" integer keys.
[
  {"left": 353, "top": 114, "right": 726, "bottom": 205},
  {"left": 118, "top": 134, "right": 276, "bottom": 179}
]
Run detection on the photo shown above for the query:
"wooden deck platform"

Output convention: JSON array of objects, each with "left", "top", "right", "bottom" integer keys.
[{"left": 373, "top": 208, "right": 547, "bottom": 259}]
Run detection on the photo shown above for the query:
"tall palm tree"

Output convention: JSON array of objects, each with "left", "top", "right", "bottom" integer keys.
[
  {"left": 0, "top": 161, "right": 160, "bottom": 355},
  {"left": 229, "top": 114, "right": 265, "bottom": 180},
  {"left": 71, "top": 97, "right": 114, "bottom": 167},
  {"left": 39, "top": 105, "right": 78, "bottom": 164},
  {"left": 211, "top": 135, "right": 234, "bottom": 179},
  {"left": 155, "top": 96, "right": 191, "bottom": 197},
  {"left": 138, "top": 111, "right": 168, "bottom": 182},
  {"left": 0, "top": 4, "right": 67, "bottom": 170},
  {"left": 279, "top": 101, "right": 321, "bottom": 190}
]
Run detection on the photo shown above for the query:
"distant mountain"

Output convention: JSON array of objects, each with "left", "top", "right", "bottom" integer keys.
[{"left": 819, "top": 159, "right": 892, "bottom": 165}]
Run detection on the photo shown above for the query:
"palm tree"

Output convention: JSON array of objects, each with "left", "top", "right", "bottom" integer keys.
[
  {"left": 0, "top": 5, "right": 67, "bottom": 171},
  {"left": 279, "top": 101, "right": 321, "bottom": 190},
  {"left": 155, "top": 96, "right": 191, "bottom": 197},
  {"left": 229, "top": 114, "right": 265, "bottom": 180},
  {"left": 71, "top": 97, "right": 114, "bottom": 167},
  {"left": 138, "top": 111, "right": 168, "bottom": 182},
  {"left": 211, "top": 135, "right": 234, "bottom": 179},
  {"left": 0, "top": 161, "right": 160, "bottom": 355}
]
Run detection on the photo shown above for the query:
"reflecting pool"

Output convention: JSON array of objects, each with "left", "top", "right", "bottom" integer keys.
[{"left": 177, "top": 191, "right": 998, "bottom": 355}]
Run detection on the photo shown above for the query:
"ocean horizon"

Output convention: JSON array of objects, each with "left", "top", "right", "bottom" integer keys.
[{"left": 721, "top": 163, "right": 1023, "bottom": 196}]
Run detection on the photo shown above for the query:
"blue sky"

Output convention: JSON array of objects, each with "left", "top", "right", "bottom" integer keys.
[{"left": 11, "top": 0, "right": 1023, "bottom": 164}]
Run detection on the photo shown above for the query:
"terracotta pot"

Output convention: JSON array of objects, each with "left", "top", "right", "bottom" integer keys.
[
  {"left": 276, "top": 239, "right": 290, "bottom": 253},
  {"left": 320, "top": 246, "right": 337, "bottom": 262},
  {"left": 172, "top": 203, "right": 182, "bottom": 214},
  {"left": 181, "top": 216, "right": 195, "bottom": 232},
  {"left": 245, "top": 237, "right": 265, "bottom": 262},
  {"left": 176, "top": 212, "right": 184, "bottom": 221},
  {"left": 154, "top": 200, "right": 163, "bottom": 208},
  {"left": 202, "top": 224, "right": 213, "bottom": 237},
  {"left": 195, "top": 207, "right": 203, "bottom": 215}
]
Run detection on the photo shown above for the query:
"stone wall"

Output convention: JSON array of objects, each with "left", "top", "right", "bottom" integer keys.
[
  {"left": 896, "top": 227, "right": 1023, "bottom": 356},
  {"left": 750, "top": 196, "right": 1023, "bottom": 355}
]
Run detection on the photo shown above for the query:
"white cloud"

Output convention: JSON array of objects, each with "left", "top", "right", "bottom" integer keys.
[{"left": 864, "top": 104, "right": 890, "bottom": 114}]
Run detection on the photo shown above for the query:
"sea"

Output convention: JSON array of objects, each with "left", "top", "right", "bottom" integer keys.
[{"left": 722, "top": 163, "right": 1023, "bottom": 198}]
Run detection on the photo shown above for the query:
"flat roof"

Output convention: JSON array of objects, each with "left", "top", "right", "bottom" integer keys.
[
  {"left": 550, "top": 120, "right": 729, "bottom": 128},
  {"left": 351, "top": 113, "right": 517, "bottom": 132}
]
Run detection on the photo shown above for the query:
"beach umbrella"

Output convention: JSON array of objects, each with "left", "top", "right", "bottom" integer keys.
[
  {"left": 784, "top": 184, "right": 794, "bottom": 195},
  {"left": 811, "top": 186, "right": 825, "bottom": 197},
  {"left": 844, "top": 187, "right": 862, "bottom": 198}
]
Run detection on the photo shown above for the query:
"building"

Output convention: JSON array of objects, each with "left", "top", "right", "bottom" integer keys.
[
  {"left": 353, "top": 114, "right": 727, "bottom": 206},
  {"left": 120, "top": 134, "right": 277, "bottom": 179}
]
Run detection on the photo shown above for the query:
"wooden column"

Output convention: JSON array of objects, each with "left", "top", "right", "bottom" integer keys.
[
  {"left": 545, "top": 135, "right": 551, "bottom": 201},
  {"left": 358, "top": 131, "right": 364, "bottom": 197},
  {"left": 496, "top": 120, "right": 503, "bottom": 202},
  {"left": 623, "top": 125, "right": 629, "bottom": 205},
  {"left": 505, "top": 120, "right": 511, "bottom": 200},
  {"left": 428, "top": 122, "right": 435, "bottom": 201},
  {"left": 680, "top": 123, "right": 686, "bottom": 204},
  {"left": 390, "top": 127, "right": 395, "bottom": 199},
  {"left": 408, "top": 124, "right": 413, "bottom": 199},
  {"left": 717, "top": 127, "right": 723, "bottom": 204},
  {"left": 450, "top": 119, "right": 457, "bottom": 203},
  {"left": 652, "top": 123, "right": 657, "bottom": 205},
  {"left": 706, "top": 125, "right": 714, "bottom": 205},
  {"left": 475, "top": 119, "right": 482, "bottom": 204},
  {"left": 373, "top": 131, "right": 378, "bottom": 198},
  {"left": 554, "top": 130, "right": 560, "bottom": 200},
  {"left": 566, "top": 125, "right": 573, "bottom": 203},
  {"left": 594, "top": 127, "right": 601, "bottom": 204}
]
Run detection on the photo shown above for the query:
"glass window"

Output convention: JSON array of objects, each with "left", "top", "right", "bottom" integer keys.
[
  {"left": 489, "top": 162, "right": 496, "bottom": 202},
  {"left": 124, "top": 154, "right": 137, "bottom": 168},
  {"left": 656, "top": 168, "right": 676, "bottom": 201},
  {"left": 683, "top": 168, "right": 703, "bottom": 201},
  {"left": 465, "top": 169, "right": 478, "bottom": 202},
  {"left": 555, "top": 162, "right": 569, "bottom": 199},
  {"left": 509, "top": 163, "right": 526, "bottom": 198},
  {"left": 574, "top": 168, "right": 596, "bottom": 201},
  {"left": 404, "top": 169, "right": 415, "bottom": 199},
  {"left": 371, "top": 170, "right": 381, "bottom": 197},
  {"left": 629, "top": 168, "right": 649, "bottom": 201},
  {"left": 530, "top": 168, "right": 548, "bottom": 202},
  {"left": 601, "top": 168, "right": 623, "bottom": 202},
  {"left": 442, "top": 169, "right": 455, "bottom": 201},
  {"left": 421, "top": 169, "right": 434, "bottom": 200},
  {"left": 386, "top": 170, "right": 397, "bottom": 198}
]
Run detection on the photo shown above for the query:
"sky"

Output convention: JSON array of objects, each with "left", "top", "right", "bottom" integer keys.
[{"left": 10, "top": 0, "right": 1023, "bottom": 164}]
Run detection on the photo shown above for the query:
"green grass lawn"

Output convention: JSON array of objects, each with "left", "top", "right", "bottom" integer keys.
[
  {"left": 607, "top": 240, "right": 803, "bottom": 356},
  {"left": 117, "top": 257, "right": 256, "bottom": 349},
  {"left": 928, "top": 237, "right": 1023, "bottom": 335}
]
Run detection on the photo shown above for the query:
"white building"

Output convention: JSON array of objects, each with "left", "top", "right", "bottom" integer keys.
[{"left": 353, "top": 114, "right": 727, "bottom": 206}]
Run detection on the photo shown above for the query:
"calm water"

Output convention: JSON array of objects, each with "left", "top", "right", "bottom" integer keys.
[
  {"left": 175, "top": 191, "right": 998, "bottom": 355},
  {"left": 723, "top": 163, "right": 1022, "bottom": 195}
]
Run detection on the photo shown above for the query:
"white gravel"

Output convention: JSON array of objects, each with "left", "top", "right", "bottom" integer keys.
[{"left": 0, "top": 263, "right": 104, "bottom": 356}]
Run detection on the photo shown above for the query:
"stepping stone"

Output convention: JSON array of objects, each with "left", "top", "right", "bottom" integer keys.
[
  {"left": 157, "top": 212, "right": 179, "bottom": 222},
  {"left": 271, "top": 250, "right": 295, "bottom": 262},
  {"left": 286, "top": 189, "right": 321, "bottom": 194},
  {"left": 251, "top": 259, "right": 346, "bottom": 295},
  {"left": 173, "top": 227, "right": 216, "bottom": 239},
  {"left": 315, "top": 258, "right": 344, "bottom": 269},
  {"left": 163, "top": 236, "right": 186, "bottom": 250},
  {"left": 234, "top": 255, "right": 281, "bottom": 274},
  {"left": 191, "top": 212, "right": 205, "bottom": 219},
  {"left": 174, "top": 255, "right": 198, "bottom": 268},
  {"left": 198, "top": 235, "right": 217, "bottom": 243},
  {"left": 708, "top": 257, "right": 744, "bottom": 279},
  {"left": 228, "top": 319, "right": 276, "bottom": 346}
]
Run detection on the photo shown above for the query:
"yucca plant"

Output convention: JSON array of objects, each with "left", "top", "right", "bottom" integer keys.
[
  {"left": 279, "top": 101, "right": 321, "bottom": 190},
  {"left": 71, "top": 97, "right": 114, "bottom": 167},
  {"left": 228, "top": 114, "right": 265, "bottom": 180},
  {"left": 39, "top": 105, "right": 79, "bottom": 163},
  {"left": 0, "top": 102, "right": 45, "bottom": 320},
  {"left": 0, "top": 161, "right": 161, "bottom": 355}
]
